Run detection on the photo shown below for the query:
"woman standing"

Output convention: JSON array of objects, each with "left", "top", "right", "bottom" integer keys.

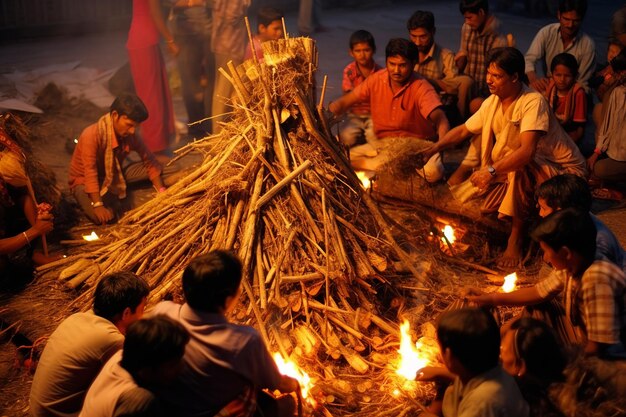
[{"left": 127, "top": 0, "right": 178, "bottom": 154}]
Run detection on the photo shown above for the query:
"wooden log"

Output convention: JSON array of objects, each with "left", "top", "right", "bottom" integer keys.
[{"left": 255, "top": 160, "right": 312, "bottom": 211}]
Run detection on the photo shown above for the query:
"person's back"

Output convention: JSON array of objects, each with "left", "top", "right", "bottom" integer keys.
[{"left": 29, "top": 272, "right": 149, "bottom": 417}]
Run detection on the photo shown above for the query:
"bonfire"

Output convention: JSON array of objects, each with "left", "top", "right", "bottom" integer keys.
[{"left": 37, "top": 36, "right": 445, "bottom": 415}]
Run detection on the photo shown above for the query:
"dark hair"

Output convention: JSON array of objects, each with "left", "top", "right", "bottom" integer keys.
[
  {"left": 385, "top": 38, "right": 419, "bottom": 63},
  {"left": 182, "top": 251, "right": 243, "bottom": 312},
  {"left": 110, "top": 93, "right": 149, "bottom": 123},
  {"left": 611, "top": 47, "right": 626, "bottom": 73},
  {"left": 437, "top": 307, "right": 500, "bottom": 375},
  {"left": 121, "top": 315, "right": 189, "bottom": 375},
  {"left": 487, "top": 47, "right": 528, "bottom": 84},
  {"left": 535, "top": 174, "right": 591, "bottom": 212},
  {"left": 508, "top": 317, "right": 566, "bottom": 384},
  {"left": 349, "top": 30, "right": 376, "bottom": 52},
  {"left": 459, "top": 0, "right": 489, "bottom": 15},
  {"left": 407, "top": 10, "right": 435, "bottom": 33},
  {"left": 558, "top": 0, "right": 587, "bottom": 17},
  {"left": 550, "top": 52, "right": 578, "bottom": 77},
  {"left": 531, "top": 207, "right": 597, "bottom": 261},
  {"left": 256, "top": 6, "right": 284, "bottom": 31},
  {"left": 93, "top": 272, "right": 150, "bottom": 322}
]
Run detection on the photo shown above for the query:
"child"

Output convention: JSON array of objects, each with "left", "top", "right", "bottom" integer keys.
[
  {"left": 545, "top": 53, "right": 587, "bottom": 143},
  {"left": 244, "top": 7, "right": 284, "bottom": 62},
  {"left": 338, "top": 30, "right": 382, "bottom": 147},
  {"left": 151, "top": 251, "right": 298, "bottom": 417},
  {"left": 535, "top": 173, "right": 625, "bottom": 272},
  {"left": 468, "top": 208, "right": 626, "bottom": 359},
  {"left": 416, "top": 308, "right": 529, "bottom": 417},
  {"left": 79, "top": 316, "right": 190, "bottom": 417}
]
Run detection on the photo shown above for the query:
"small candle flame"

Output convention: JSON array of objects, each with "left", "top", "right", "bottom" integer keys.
[
  {"left": 501, "top": 272, "right": 518, "bottom": 293},
  {"left": 82, "top": 231, "right": 99, "bottom": 241},
  {"left": 355, "top": 171, "right": 371, "bottom": 190},
  {"left": 441, "top": 225, "right": 456, "bottom": 244}
]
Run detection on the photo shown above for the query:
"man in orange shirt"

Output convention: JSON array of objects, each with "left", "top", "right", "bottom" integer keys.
[
  {"left": 68, "top": 94, "right": 168, "bottom": 224},
  {"left": 330, "top": 38, "right": 449, "bottom": 183}
]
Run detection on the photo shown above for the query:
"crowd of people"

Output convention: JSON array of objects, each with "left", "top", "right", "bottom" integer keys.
[{"left": 1, "top": 0, "right": 625, "bottom": 416}]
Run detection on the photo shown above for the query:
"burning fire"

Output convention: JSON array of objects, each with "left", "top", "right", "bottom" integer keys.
[
  {"left": 355, "top": 171, "right": 371, "bottom": 190},
  {"left": 441, "top": 225, "right": 456, "bottom": 244},
  {"left": 82, "top": 231, "right": 100, "bottom": 241},
  {"left": 396, "top": 320, "right": 438, "bottom": 380},
  {"left": 273, "top": 353, "right": 314, "bottom": 402},
  {"left": 501, "top": 272, "right": 518, "bottom": 293}
]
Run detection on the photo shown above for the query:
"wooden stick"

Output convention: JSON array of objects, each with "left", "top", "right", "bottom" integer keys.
[
  {"left": 318, "top": 75, "right": 328, "bottom": 109},
  {"left": 254, "top": 160, "right": 312, "bottom": 210}
]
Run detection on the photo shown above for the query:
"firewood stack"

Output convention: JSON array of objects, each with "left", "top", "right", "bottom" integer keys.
[{"left": 38, "top": 37, "right": 439, "bottom": 415}]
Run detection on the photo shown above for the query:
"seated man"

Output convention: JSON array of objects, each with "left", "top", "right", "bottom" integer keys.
[
  {"left": 524, "top": 0, "right": 595, "bottom": 95},
  {"left": 420, "top": 47, "right": 586, "bottom": 268},
  {"left": 79, "top": 316, "right": 190, "bottom": 417},
  {"left": 408, "top": 10, "right": 473, "bottom": 120},
  {"left": 30, "top": 272, "right": 149, "bottom": 417},
  {"left": 244, "top": 6, "right": 284, "bottom": 62},
  {"left": 469, "top": 208, "right": 626, "bottom": 359},
  {"left": 151, "top": 251, "right": 299, "bottom": 417},
  {"left": 330, "top": 38, "right": 449, "bottom": 183},
  {"left": 337, "top": 30, "right": 382, "bottom": 147},
  {"left": 416, "top": 307, "right": 529, "bottom": 417},
  {"left": 68, "top": 93, "right": 172, "bottom": 225}
]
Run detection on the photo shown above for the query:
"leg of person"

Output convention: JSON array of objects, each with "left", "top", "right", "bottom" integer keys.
[
  {"left": 593, "top": 157, "right": 626, "bottom": 182},
  {"left": 297, "top": 0, "right": 319, "bottom": 35},
  {"left": 211, "top": 52, "right": 239, "bottom": 134},
  {"left": 128, "top": 45, "right": 176, "bottom": 154},
  {"left": 452, "top": 75, "right": 474, "bottom": 120},
  {"left": 177, "top": 34, "right": 208, "bottom": 134},
  {"left": 72, "top": 185, "right": 118, "bottom": 224},
  {"left": 338, "top": 115, "right": 366, "bottom": 147},
  {"left": 203, "top": 35, "right": 216, "bottom": 134}
]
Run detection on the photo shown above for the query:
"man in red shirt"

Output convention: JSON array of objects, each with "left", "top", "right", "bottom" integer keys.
[
  {"left": 330, "top": 38, "right": 449, "bottom": 182},
  {"left": 69, "top": 94, "right": 168, "bottom": 224}
]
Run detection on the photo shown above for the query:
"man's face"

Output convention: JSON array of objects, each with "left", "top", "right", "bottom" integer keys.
[
  {"left": 540, "top": 241, "right": 569, "bottom": 271},
  {"left": 259, "top": 20, "right": 283, "bottom": 42},
  {"left": 111, "top": 112, "right": 139, "bottom": 138},
  {"left": 350, "top": 42, "right": 375, "bottom": 67},
  {"left": 409, "top": 27, "right": 434, "bottom": 54},
  {"left": 386, "top": 55, "right": 413, "bottom": 86},
  {"left": 537, "top": 198, "right": 556, "bottom": 218},
  {"left": 500, "top": 329, "right": 520, "bottom": 377},
  {"left": 608, "top": 43, "right": 622, "bottom": 63},
  {"left": 463, "top": 11, "right": 486, "bottom": 30},
  {"left": 486, "top": 62, "right": 516, "bottom": 97},
  {"left": 558, "top": 10, "right": 583, "bottom": 39}
]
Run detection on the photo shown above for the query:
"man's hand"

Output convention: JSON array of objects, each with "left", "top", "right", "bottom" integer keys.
[
  {"left": 464, "top": 287, "right": 494, "bottom": 306},
  {"left": 587, "top": 153, "right": 599, "bottom": 173},
  {"left": 93, "top": 206, "right": 114, "bottom": 225},
  {"left": 529, "top": 77, "right": 549, "bottom": 95},
  {"left": 455, "top": 55, "right": 467, "bottom": 73},
  {"left": 32, "top": 213, "right": 54, "bottom": 236},
  {"left": 469, "top": 168, "right": 493, "bottom": 190},
  {"left": 415, "top": 366, "right": 454, "bottom": 384},
  {"left": 277, "top": 375, "right": 299, "bottom": 393}
]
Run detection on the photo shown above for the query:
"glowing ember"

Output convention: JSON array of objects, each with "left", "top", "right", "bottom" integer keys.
[
  {"left": 273, "top": 353, "right": 314, "bottom": 402},
  {"left": 396, "top": 321, "right": 437, "bottom": 380},
  {"left": 501, "top": 272, "right": 518, "bottom": 293},
  {"left": 441, "top": 225, "right": 456, "bottom": 244},
  {"left": 355, "top": 171, "right": 371, "bottom": 190},
  {"left": 82, "top": 231, "right": 100, "bottom": 241}
]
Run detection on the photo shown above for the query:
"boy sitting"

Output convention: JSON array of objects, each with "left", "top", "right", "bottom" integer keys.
[
  {"left": 417, "top": 307, "right": 529, "bottom": 417},
  {"left": 79, "top": 316, "right": 190, "bottom": 417},
  {"left": 469, "top": 208, "right": 626, "bottom": 359},
  {"left": 244, "top": 7, "right": 284, "bottom": 62},
  {"left": 151, "top": 250, "right": 298, "bottom": 417},
  {"left": 338, "top": 30, "right": 382, "bottom": 147}
]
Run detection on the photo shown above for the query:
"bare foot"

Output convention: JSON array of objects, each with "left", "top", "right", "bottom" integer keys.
[{"left": 496, "top": 241, "right": 522, "bottom": 270}]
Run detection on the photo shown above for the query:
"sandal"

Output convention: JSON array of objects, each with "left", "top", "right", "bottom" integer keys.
[{"left": 591, "top": 187, "right": 624, "bottom": 201}]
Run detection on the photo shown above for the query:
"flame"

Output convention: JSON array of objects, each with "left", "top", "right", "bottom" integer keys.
[
  {"left": 501, "top": 272, "right": 518, "bottom": 293},
  {"left": 355, "top": 171, "right": 371, "bottom": 190},
  {"left": 82, "top": 231, "right": 100, "bottom": 241},
  {"left": 441, "top": 225, "right": 456, "bottom": 245},
  {"left": 396, "top": 321, "right": 438, "bottom": 380},
  {"left": 273, "top": 353, "right": 314, "bottom": 402}
]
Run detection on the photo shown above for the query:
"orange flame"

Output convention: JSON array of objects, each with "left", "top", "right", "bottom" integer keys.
[
  {"left": 441, "top": 225, "right": 456, "bottom": 245},
  {"left": 82, "top": 231, "right": 100, "bottom": 241},
  {"left": 355, "top": 171, "right": 371, "bottom": 190},
  {"left": 273, "top": 353, "right": 314, "bottom": 403},
  {"left": 501, "top": 272, "right": 518, "bottom": 293},
  {"left": 396, "top": 321, "right": 438, "bottom": 380}
]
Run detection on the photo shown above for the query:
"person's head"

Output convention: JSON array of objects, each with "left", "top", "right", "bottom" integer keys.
[
  {"left": 535, "top": 174, "right": 591, "bottom": 217},
  {"left": 550, "top": 53, "right": 578, "bottom": 93},
  {"left": 93, "top": 271, "right": 150, "bottom": 334},
  {"left": 349, "top": 30, "right": 376, "bottom": 67},
  {"left": 611, "top": 47, "right": 626, "bottom": 74},
  {"left": 109, "top": 93, "right": 148, "bottom": 138},
  {"left": 182, "top": 251, "right": 243, "bottom": 313},
  {"left": 459, "top": 0, "right": 489, "bottom": 31},
  {"left": 437, "top": 307, "right": 500, "bottom": 378},
  {"left": 121, "top": 315, "right": 190, "bottom": 386},
  {"left": 407, "top": 11, "right": 436, "bottom": 54},
  {"left": 607, "top": 38, "right": 624, "bottom": 63},
  {"left": 485, "top": 47, "right": 526, "bottom": 98},
  {"left": 557, "top": 0, "right": 586, "bottom": 39},
  {"left": 256, "top": 7, "right": 284, "bottom": 42},
  {"left": 500, "top": 318, "right": 566, "bottom": 385},
  {"left": 385, "top": 38, "right": 419, "bottom": 86},
  {"left": 531, "top": 207, "right": 597, "bottom": 273}
]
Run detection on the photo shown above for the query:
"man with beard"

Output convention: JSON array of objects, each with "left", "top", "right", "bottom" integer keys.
[{"left": 329, "top": 38, "right": 449, "bottom": 183}]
